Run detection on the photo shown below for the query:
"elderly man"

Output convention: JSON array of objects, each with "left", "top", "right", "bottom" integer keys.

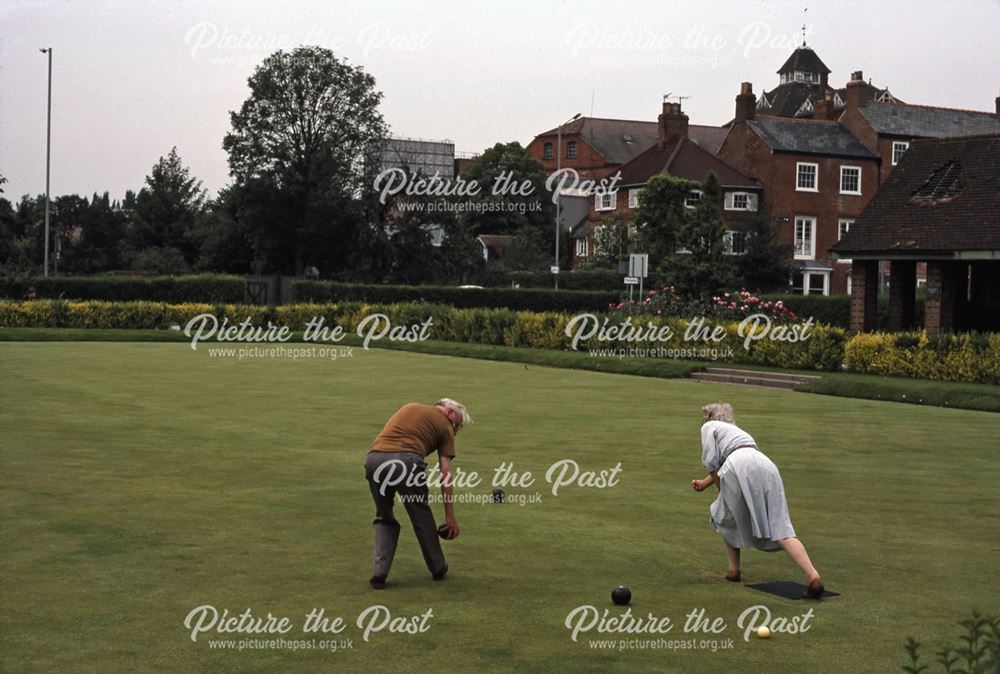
[{"left": 364, "top": 399, "right": 471, "bottom": 590}]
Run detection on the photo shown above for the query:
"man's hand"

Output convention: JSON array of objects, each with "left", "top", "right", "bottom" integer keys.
[
  {"left": 691, "top": 478, "right": 708, "bottom": 492},
  {"left": 444, "top": 514, "right": 460, "bottom": 540},
  {"left": 439, "top": 455, "right": 460, "bottom": 539}
]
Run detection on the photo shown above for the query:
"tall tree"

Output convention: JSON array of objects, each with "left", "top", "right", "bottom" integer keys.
[
  {"left": 190, "top": 186, "right": 256, "bottom": 273},
  {"left": 635, "top": 172, "right": 737, "bottom": 296},
  {"left": 130, "top": 147, "right": 206, "bottom": 267},
  {"left": 576, "top": 211, "right": 630, "bottom": 270},
  {"left": 634, "top": 173, "right": 696, "bottom": 265},
  {"left": 223, "top": 46, "right": 388, "bottom": 275},
  {"left": 458, "top": 142, "right": 554, "bottom": 236},
  {"left": 668, "top": 172, "right": 737, "bottom": 295},
  {"left": 733, "top": 209, "right": 792, "bottom": 292}
]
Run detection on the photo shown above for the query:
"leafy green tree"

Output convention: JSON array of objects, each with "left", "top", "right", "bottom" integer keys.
[
  {"left": 130, "top": 147, "right": 206, "bottom": 266},
  {"left": 634, "top": 174, "right": 696, "bottom": 264},
  {"left": 667, "top": 172, "right": 737, "bottom": 295},
  {"left": 576, "top": 212, "right": 630, "bottom": 270},
  {"left": 733, "top": 208, "right": 791, "bottom": 292},
  {"left": 61, "top": 192, "right": 129, "bottom": 273},
  {"left": 434, "top": 219, "right": 484, "bottom": 283},
  {"left": 130, "top": 246, "right": 189, "bottom": 275},
  {"left": 190, "top": 186, "right": 256, "bottom": 274},
  {"left": 47, "top": 195, "right": 89, "bottom": 273},
  {"left": 635, "top": 172, "right": 738, "bottom": 296},
  {"left": 458, "top": 142, "right": 553, "bottom": 238},
  {"left": 11, "top": 196, "right": 46, "bottom": 269},
  {"left": 495, "top": 226, "right": 551, "bottom": 272},
  {"left": 224, "top": 46, "right": 388, "bottom": 275}
]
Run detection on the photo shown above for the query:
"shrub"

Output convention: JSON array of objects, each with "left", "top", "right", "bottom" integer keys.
[
  {"left": 289, "top": 281, "right": 618, "bottom": 313},
  {"left": 759, "top": 293, "right": 850, "bottom": 329},
  {"left": 845, "top": 331, "right": 1000, "bottom": 384},
  {"left": 615, "top": 287, "right": 800, "bottom": 323},
  {"left": 0, "top": 274, "right": 246, "bottom": 304},
  {"left": 0, "top": 299, "right": 847, "bottom": 371}
]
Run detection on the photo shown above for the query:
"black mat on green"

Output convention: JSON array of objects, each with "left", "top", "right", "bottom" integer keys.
[{"left": 746, "top": 581, "right": 839, "bottom": 600}]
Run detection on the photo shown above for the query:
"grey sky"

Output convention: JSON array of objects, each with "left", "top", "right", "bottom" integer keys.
[{"left": 2, "top": 0, "right": 998, "bottom": 202}]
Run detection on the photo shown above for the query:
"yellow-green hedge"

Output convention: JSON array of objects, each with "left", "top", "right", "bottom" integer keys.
[
  {"left": 845, "top": 331, "right": 1000, "bottom": 384},
  {"left": 0, "top": 299, "right": 848, "bottom": 371}
]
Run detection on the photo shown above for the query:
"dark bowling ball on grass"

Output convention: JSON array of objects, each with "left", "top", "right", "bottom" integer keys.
[
  {"left": 492, "top": 487, "right": 505, "bottom": 503},
  {"left": 437, "top": 523, "right": 454, "bottom": 540},
  {"left": 612, "top": 586, "right": 632, "bottom": 606}
]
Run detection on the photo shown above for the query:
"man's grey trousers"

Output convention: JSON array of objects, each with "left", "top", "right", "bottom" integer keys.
[{"left": 364, "top": 451, "right": 447, "bottom": 579}]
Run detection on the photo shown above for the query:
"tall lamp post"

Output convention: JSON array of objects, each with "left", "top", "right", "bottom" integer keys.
[
  {"left": 40, "top": 47, "right": 52, "bottom": 277},
  {"left": 554, "top": 112, "right": 581, "bottom": 289}
]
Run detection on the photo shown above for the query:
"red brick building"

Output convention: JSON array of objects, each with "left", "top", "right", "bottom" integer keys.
[
  {"left": 526, "top": 116, "right": 728, "bottom": 180},
  {"left": 832, "top": 134, "right": 1000, "bottom": 334},
  {"left": 569, "top": 101, "right": 760, "bottom": 262},
  {"left": 754, "top": 45, "right": 900, "bottom": 120},
  {"left": 838, "top": 79, "right": 1000, "bottom": 185},
  {"left": 719, "top": 82, "right": 879, "bottom": 295}
]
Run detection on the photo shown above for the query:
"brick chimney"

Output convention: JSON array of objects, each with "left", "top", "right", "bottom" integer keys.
[
  {"left": 996, "top": 90, "right": 1000, "bottom": 114},
  {"left": 814, "top": 90, "right": 836, "bottom": 121},
  {"left": 658, "top": 99, "right": 689, "bottom": 147},
  {"left": 734, "top": 82, "right": 756, "bottom": 124},
  {"left": 845, "top": 70, "right": 871, "bottom": 113}
]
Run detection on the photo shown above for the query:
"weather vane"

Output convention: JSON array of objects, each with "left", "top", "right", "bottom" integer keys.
[{"left": 802, "top": 7, "right": 808, "bottom": 47}]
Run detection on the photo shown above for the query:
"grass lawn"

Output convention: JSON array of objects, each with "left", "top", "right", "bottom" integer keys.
[{"left": 1, "top": 342, "right": 999, "bottom": 672}]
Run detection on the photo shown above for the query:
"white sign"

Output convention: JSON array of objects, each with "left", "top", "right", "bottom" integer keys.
[
  {"left": 550, "top": 266, "right": 560, "bottom": 274},
  {"left": 628, "top": 254, "right": 648, "bottom": 278},
  {"left": 624, "top": 277, "right": 639, "bottom": 285}
]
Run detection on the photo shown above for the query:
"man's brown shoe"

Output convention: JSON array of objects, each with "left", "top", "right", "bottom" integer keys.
[
  {"left": 725, "top": 570, "right": 741, "bottom": 582},
  {"left": 803, "top": 577, "right": 824, "bottom": 599}
]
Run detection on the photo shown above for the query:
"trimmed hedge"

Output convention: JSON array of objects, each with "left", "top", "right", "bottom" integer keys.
[
  {"left": 757, "top": 293, "right": 929, "bottom": 331},
  {"left": 505, "top": 269, "right": 675, "bottom": 291},
  {"left": 0, "top": 299, "right": 848, "bottom": 372},
  {"left": 0, "top": 275, "right": 246, "bottom": 304},
  {"left": 845, "top": 331, "right": 1000, "bottom": 384},
  {"left": 760, "top": 294, "right": 850, "bottom": 329},
  {"left": 289, "top": 281, "right": 619, "bottom": 313}
]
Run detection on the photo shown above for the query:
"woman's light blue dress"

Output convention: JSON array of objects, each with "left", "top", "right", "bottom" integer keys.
[{"left": 701, "top": 420, "right": 796, "bottom": 551}]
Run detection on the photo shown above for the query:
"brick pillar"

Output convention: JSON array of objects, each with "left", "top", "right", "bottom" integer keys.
[
  {"left": 924, "top": 261, "right": 957, "bottom": 335},
  {"left": 850, "top": 260, "right": 879, "bottom": 333},
  {"left": 887, "top": 261, "right": 917, "bottom": 330}
]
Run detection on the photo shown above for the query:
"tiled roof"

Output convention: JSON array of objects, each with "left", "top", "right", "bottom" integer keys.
[
  {"left": 832, "top": 134, "right": 1000, "bottom": 255},
  {"left": 790, "top": 85, "right": 901, "bottom": 117},
  {"left": 535, "top": 117, "right": 727, "bottom": 162},
  {"left": 617, "top": 136, "right": 759, "bottom": 188},
  {"left": 859, "top": 103, "right": 1000, "bottom": 139},
  {"left": 777, "top": 47, "right": 831, "bottom": 74},
  {"left": 758, "top": 83, "right": 820, "bottom": 117},
  {"left": 747, "top": 117, "right": 878, "bottom": 158}
]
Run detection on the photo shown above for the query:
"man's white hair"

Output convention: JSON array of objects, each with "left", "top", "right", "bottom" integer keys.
[
  {"left": 435, "top": 399, "right": 472, "bottom": 428},
  {"left": 702, "top": 402, "right": 734, "bottom": 423}
]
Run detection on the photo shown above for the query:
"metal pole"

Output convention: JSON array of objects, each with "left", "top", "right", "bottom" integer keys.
[
  {"left": 553, "top": 113, "right": 581, "bottom": 290},
  {"left": 555, "top": 124, "right": 561, "bottom": 290},
  {"left": 41, "top": 47, "right": 52, "bottom": 277}
]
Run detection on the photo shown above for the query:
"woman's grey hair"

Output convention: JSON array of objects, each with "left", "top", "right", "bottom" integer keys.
[
  {"left": 435, "top": 399, "right": 472, "bottom": 428},
  {"left": 702, "top": 403, "right": 734, "bottom": 423}
]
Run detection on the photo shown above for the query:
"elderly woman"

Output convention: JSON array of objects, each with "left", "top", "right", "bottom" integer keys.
[{"left": 691, "top": 403, "right": 824, "bottom": 599}]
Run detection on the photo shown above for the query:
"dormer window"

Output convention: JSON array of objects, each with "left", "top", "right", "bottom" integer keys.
[{"left": 623, "top": 134, "right": 634, "bottom": 144}]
